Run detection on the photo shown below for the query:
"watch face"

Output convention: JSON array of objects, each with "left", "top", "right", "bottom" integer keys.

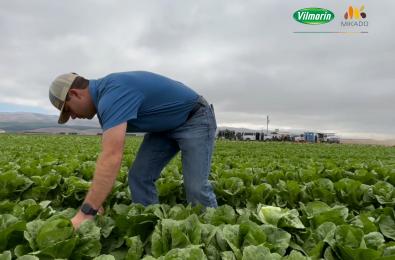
[{"left": 81, "top": 203, "right": 97, "bottom": 215}]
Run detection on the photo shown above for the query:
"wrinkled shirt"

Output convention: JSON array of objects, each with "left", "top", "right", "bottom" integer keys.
[{"left": 89, "top": 71, "right": 199, "bottom": 132}]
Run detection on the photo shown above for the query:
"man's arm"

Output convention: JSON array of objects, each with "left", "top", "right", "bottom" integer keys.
[{"left": 71, "top": 122, "right": 127, "bottom": 229}]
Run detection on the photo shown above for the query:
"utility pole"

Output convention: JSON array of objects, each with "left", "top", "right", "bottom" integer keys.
[{"left": 266, "top": 115, "right": 270, "bottom": 135}]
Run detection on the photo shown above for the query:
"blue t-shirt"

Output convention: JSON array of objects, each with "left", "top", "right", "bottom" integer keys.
[{"left": 88, "top": 71, "right": 199, "bottom": 132}]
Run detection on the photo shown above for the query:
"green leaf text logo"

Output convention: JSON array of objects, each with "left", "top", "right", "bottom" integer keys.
[{"left": 293, "top": 8, "right": 335, "bottom": 25}]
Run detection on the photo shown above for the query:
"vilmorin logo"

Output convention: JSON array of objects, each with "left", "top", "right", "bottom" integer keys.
[{"left": 293, "top": 8, "right": 335, "bottom": 25}]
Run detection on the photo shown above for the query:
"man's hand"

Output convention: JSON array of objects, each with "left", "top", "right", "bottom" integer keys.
[
  {"left": 71, "top": 210, "right": 94, "bottom": 229},
  {"left": 71, "top": 206, "right": 104, "bottom": 230}
]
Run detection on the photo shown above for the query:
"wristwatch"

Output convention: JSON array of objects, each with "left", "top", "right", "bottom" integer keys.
[{"left": 80, "top": 203, "right": 98, "bottom": 216}]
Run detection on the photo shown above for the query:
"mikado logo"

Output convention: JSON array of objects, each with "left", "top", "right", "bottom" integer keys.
[
  {"left": 293, "top": 8, "right": 335, "bottom": 25},
  {"left": 344, "top": 5, "right": 367, "bottom": 20},
  {"left": 341, "top": 5, "right": 368, "bottom": 27}
]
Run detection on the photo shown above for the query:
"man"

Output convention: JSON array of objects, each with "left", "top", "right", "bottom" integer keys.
[{"left": 49, "top": 71, "right": 218, "bottom": 229}]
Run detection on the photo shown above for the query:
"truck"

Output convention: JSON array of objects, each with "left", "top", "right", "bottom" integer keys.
[
  {"left": 241, "top": 132, "right": 257, "bottom": 141},
  {"left": 304, "top": 132, "right": 317, "bottom": 143},
  {"left": 294, "top": 134, "right": 305, "bottom": 142},
  {"left": 263, "top": 134, "right": 273, "bottom": 141},
  {"left": 326, "top": 135, "right": 340, "bottom": 143},
  {"left": 317, "top": 133, "right": 340, "bottom": 143}
]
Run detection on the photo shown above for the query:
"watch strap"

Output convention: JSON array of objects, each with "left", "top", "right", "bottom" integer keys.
[{"left": 80, "top": 203, "right": 98, "bottom": 216}]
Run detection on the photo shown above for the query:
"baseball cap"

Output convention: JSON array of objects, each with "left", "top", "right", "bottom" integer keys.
[{"left": 49, "top": 73, "right": 79, "bottom": 124}]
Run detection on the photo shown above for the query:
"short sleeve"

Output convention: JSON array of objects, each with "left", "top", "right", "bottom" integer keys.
[{"left": 97, "top": 83, "right": 144, "bottom": 132}]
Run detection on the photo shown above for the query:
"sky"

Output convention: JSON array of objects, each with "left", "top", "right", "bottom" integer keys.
[{"left": 0, "top": 0, "right": 394, "bottom": 139}]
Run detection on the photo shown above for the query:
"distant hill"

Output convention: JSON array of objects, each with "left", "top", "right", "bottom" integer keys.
[
  {"left": 0, "top": 112, "right": 296, "bottom": 134},
  {"left": 0, "top": 112, "right": 100, "bottom": 133},
  {"left": 24, "top": 127, "right": 102, "bottom": 135}
]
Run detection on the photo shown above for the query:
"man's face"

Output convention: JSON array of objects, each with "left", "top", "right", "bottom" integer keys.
[{"left": 63, "top": 89, "right": 96, "bottom": 120}]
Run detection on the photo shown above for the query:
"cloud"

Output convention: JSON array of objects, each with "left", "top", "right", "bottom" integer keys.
[{"left": 0, "top": 0, "right": 394, "bottom": 138}]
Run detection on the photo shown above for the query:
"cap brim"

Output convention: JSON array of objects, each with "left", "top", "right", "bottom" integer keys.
[{"left": 58, "top": 103, "right": 70, "bottom": 124}]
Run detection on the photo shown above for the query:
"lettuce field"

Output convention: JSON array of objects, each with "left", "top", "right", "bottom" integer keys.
[{"left": 1, "top": 134, "right": 395, "bottom": 260}]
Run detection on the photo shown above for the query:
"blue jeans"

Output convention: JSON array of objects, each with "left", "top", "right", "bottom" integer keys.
[{"left": 128, "top": 97, "right": 218, "bottom": 208}]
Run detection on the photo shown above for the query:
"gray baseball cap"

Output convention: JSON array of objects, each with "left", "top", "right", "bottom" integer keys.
[{"left": 49, "top": 73, "right": 79, "bottom": 124}]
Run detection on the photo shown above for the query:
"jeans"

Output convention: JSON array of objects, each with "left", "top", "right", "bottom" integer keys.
[{"left": 128, "top": 96, "right": 218, "bottom": 208}]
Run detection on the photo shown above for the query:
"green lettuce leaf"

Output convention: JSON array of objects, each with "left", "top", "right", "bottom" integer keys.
[
  {"left": 0, "top": 251, "right": 11, "bottom": 260},
  {"left": 242, "top": 245, "right": 281, "bottom": 260},
  {"left": 0, "top": 214, "right": 26, "bottom": 251},
  {"left": 302, "top": 201, "right": 348, "bottom": 228},
  {"left": 257, "top": 205, "right": 305, "bottom": 229},
  {"left": 202, "top": 205, "right": 236, "bottom": 226},
  {"left": 125, "top": 236, "right": 143, "bottom": 260},
  {"left": 163, "top": 245, "right": 207, "bottom": 260},
  {"left": 71, "top": 220, "right": 102, "bottom": 259},
  {"left": 378, "top": 209, "right": 395, "bottom": 240}
]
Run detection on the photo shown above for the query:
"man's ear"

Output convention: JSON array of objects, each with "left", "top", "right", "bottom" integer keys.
[{"left": 68, "top": 89, "right": 80, "bottom": 99}]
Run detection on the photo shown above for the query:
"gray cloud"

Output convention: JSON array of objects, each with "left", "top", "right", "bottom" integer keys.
[{"left": 0, "top": 0, "right": 394, "bottom": 138}]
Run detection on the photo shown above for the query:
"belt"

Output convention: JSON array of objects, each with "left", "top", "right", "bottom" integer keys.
[{"left": 187, "top": 96, "right": 209, "bottom": 121}]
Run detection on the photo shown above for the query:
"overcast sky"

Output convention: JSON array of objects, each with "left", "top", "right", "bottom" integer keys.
[{"left": 0, "top": 0, "right": 394, "bottom": 139}]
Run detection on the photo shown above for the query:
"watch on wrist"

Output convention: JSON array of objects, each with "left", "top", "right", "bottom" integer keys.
[{"left": 80, "top": 203, "right": 98, "bottom": 216}]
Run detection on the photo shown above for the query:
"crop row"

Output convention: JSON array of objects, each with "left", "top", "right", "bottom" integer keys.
[{"left": 0, "top": 135, "right": 394, "bottom": 259}]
